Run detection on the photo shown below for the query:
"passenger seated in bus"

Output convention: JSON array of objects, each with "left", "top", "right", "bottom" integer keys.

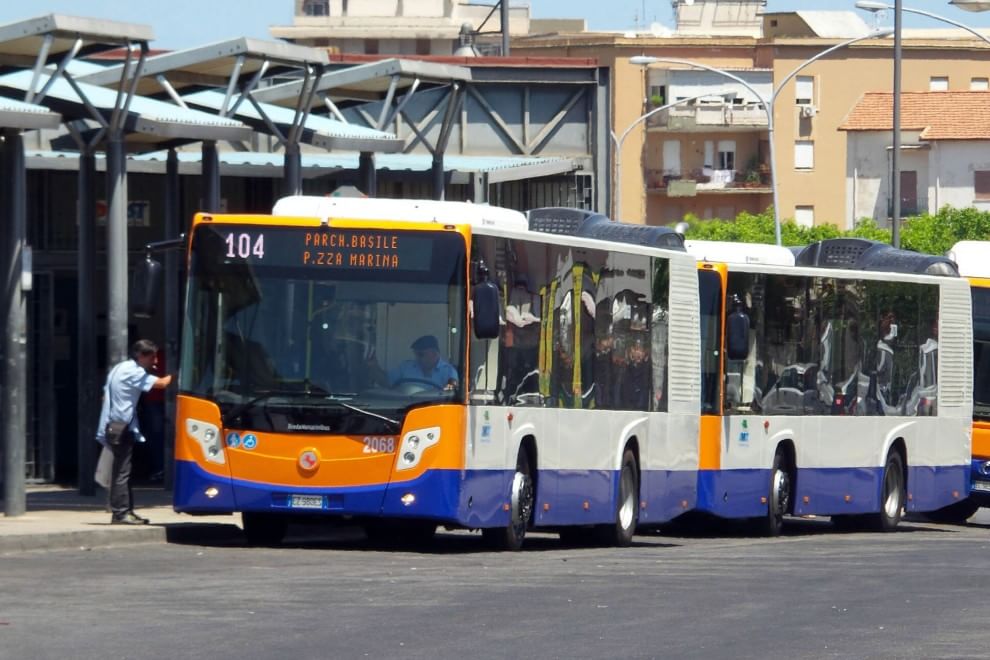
[
  {"left": 874, "top": 311, "right": 898, "bottom": 413},
  {"left": 502, "top": 275, "right": 541, "bottom": 401},
  {"left": 620, "top": 336, "right": 651, "bottom": 410}
]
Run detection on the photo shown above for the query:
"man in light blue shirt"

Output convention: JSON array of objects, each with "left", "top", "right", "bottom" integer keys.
[
  {"left": 386, "top": 335, "right": 458, "bottom": 390},
  {"left": 95, "top": 339, "right": 172, "bottom": 524}
]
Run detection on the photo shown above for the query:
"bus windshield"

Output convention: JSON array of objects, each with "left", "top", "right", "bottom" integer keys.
[
  {"left": 179, "top": 224, "right": 467, "bottom": 433},
  {"left": 974, "top": 287, "right": 990, "bottom": 422}
]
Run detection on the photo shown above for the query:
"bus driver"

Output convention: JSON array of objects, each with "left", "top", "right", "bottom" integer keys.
[{"left": 369, "top": 335, "right": 458, "bottom": 390}]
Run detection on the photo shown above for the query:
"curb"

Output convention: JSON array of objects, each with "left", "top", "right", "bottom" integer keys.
[{"left": 0, "top": 526, "right": 165, "bottom": 555}]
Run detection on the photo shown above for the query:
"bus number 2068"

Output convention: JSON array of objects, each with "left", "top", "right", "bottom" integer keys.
[{"left": 362, "top": 436, "right": 396, "bottom": 454}]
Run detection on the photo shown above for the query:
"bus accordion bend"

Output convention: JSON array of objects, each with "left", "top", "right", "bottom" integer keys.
[
  {"left": 163, "top": 200, "right": 703, "bottom": 548},
  {"left": 684, "top": 237, "right": 973, "bottom": 534}
]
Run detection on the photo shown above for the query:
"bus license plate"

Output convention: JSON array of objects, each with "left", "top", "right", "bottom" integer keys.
[
  {"left": 290, "top": 494, "right": 324, "bottom": 509},
  {"left": 972, "top": 481, "right": 990, "bottom": 493}
]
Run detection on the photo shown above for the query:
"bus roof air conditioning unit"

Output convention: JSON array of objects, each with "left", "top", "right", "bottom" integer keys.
[
  {"left": 795, "top": 238, "right": 959, "bottom": 276},
  {"left": 526, "top": 207, "right": 685, "bottom": 250}
]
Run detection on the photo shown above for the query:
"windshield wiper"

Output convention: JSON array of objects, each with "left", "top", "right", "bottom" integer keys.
[
  {"left": 220, "top": 391, "right": 290, "bottom": 426},
  {"left": 327, "top": 399, "right": 400, "bottom": 431}
]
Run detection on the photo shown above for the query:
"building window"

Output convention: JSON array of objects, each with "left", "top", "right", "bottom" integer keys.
[
  {"left": 972, "top": 77, "right": 989, "bottom": 91},
  {"left": 795, "top": 206, "right": 814, "bottom": 228},
  {"left": 794, "top": 141, "right": 814, "bottom": 170},
  {"left": 416, "top": 38, "right": 431, "bottom": 55},
  {"left": 365, "top": 38, "right": 379, "bottom": 55},
  {"left": 975, "top": 171, "right": 990, "bottom": 201},
  {"left": 930, "top": 76, "right": 949, "bottom": 91},
  {"left": 795, "top": 76, "right": 814, "bottom": 105},
  {"left": 302, "top": 0, "right": 329, "bottom": 16},
  {"left": 717, "top": 140, "right": 736, "bottom": 171}
]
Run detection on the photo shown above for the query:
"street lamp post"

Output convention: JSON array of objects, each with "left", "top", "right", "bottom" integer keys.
[
  {"left": 610, "top": 93, "right": 711, "bottom": 222},
  {"left": 631, "top": 29, "right": 891, "bottom": 246}
]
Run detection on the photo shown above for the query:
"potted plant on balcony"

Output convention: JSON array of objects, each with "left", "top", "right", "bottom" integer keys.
[{"left": 650, "top": 93, "right": 664, "bottom": 107}]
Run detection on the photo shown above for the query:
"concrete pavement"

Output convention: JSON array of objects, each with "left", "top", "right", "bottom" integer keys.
[{"left": 0, "top": 485, "right": 241, "bottom": 554}]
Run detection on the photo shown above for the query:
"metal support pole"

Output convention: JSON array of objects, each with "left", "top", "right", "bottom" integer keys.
[
  {"left": 76, "top": 148, "right": 98, "bottom": 496},
  {"left": 202, "top": 140, "right": 221, "bottom": 213},
  {"left": 891, "top": 0, "right": 902, "bottom": 248},
  {"left": 164, "top": 149, "right": 180, "bottom": 491},
  {"left": 500, "top": 0, "right": 511, "bottom": 56},
  {"left": 359, "top": 151, "right": 377, "bottom": 198},
  {"left": 282, "top": 142, "right": 302, "bottom": 198},
  {"left": 3, "top": 130, "right": 27, "bottom": 516},
  {"left": 432, "top": 155, "right": 445, "bottom": 201},
  {"left": 106, "top": 138, "right": 129, "bottom": 366}
]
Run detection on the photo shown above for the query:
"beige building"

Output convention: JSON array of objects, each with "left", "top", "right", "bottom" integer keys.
[
  {"left": 513, "top": 7, "right": 990, "bottom": 229},
  {"left": 272, "top": 0, "right": 530, "bottom": 55}
]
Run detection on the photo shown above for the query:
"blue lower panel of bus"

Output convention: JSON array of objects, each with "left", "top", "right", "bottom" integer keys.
[
  {"left": 697, "top": 464, "right": 969, "bottom": 519},
  {"left": 968, "top": 458, "right": 990, "bottom": 507},
  {"left": 175, "top": 460, "right": 697, "bottom": 528}
]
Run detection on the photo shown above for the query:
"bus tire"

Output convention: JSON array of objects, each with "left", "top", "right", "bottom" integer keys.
[
  {"left": 595, "top": 448, "right": 639, "bottom": 547},
  {"left": 759, "top": 450, "right": 791, "bottom": 537},
  {"left": 483, "top": 450, "right": 534, "bottom": 551},
  {"left": 926, "top": 498, "right": 980, "bottom": 525},
  {"left": 242, "top": 512, "right": 287, "bottom": 546},
  {"left": 869, "top": 451, "right": 905, "bottom": 532}
]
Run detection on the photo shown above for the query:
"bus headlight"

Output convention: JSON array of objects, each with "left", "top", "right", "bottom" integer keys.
[
  {"left": 981, "top": 461, "right": 990, "bottom": 476},
  {"left": 396, "top": 427, "right": 441, "bottom": 471},
  {"left": 186, "top": 419, "right": 225, "bottom": 465}
]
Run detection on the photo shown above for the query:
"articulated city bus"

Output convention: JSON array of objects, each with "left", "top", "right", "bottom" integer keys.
[
  {"left": 161, "top": 199, "right": 701, "bottom": 548},
  {"left": 932, "top": 240, "right": 990, "bottom": 522},
  {"left": 683, "top": 238, "right": 973, "bottom": 534}
]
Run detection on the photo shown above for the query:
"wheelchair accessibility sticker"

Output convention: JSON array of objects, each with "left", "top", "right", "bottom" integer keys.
[
  {"left": 242, "top": 434, "right": 258, "bottom": 450},
  {"left": 225, "top": 432, "right": 241, "bottom": 448}
]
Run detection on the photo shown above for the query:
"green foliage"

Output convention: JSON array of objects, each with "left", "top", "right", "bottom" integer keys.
[
  {"left": 900, "top": 206, "right": 990, "bottom": 255},
  {"left": 650, "top": 93, "right": 664, "bottom": 106},
  {"left": 679, "top": 206, "right": 990, "bottom": 254}
]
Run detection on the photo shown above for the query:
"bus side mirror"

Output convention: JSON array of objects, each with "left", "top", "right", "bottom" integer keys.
[
  {"left": 726, "top": 310, "right": 750, "bottom": 361},
  {"left": 132, "top": 256, "right": 163, "bottom": 319},
  {"left": 472, "top": 280, "right": 501, "bottom": 340}
]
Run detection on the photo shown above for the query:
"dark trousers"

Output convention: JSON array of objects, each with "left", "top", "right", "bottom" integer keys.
[{"left": 109, "top": 435, "right": 135, "bottom": 516}]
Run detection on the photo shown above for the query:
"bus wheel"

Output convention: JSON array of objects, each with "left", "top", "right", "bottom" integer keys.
[
  {"left": 759, "top": 450, "right": 791, "bottom": 537},
  {"left": 926, "top": 498, "right": 980, "bottom": 525},
  {"left": 870, "top": 451, "right": 905, "bottom": 532},
  {"left": 595, "top": 449, "right": 639, "bottom": 547},
  {"left": 242, "top": 512, "right": 287, "bottom": 546},
  {"left": 483, "top": 451, "right": 534, "bottom": 551}
]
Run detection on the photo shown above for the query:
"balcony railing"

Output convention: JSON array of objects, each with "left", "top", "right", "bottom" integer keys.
[
  {"left": 647, "top": 103, "right": 768, "bottom": 130},
  {"left": 646, "top": 168, "right": 772, "bottom": 196}
]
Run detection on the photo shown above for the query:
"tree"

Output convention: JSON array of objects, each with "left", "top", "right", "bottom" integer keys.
[{"left": 680, "top": 206, "right": 990, "bottom": 255}]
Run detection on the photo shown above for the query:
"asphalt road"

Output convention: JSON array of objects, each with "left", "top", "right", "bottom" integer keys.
[{"left": 4, "top": 511, "right": 990, "bottom": 660}]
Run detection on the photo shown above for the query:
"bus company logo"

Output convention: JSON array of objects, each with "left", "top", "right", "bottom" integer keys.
[
  {"left": 242, "top": 434, "right": 258, "bottom": 450},
  {"left": 287, "top": 423, "right": 332, "bottom": 432},
  {"left": 298, "top": 449, "right": 320, "bottom": 472},
  {"left": 225, "top": 432, "right": 241, "bottom": 448}
]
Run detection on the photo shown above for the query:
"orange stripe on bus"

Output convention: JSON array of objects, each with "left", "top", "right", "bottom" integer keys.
[
  {"left": 699, "top": 415, "right": 722, "bottom": 470},
  {"left": 974, "top": 422, "right": 990, "bottom": 460}
]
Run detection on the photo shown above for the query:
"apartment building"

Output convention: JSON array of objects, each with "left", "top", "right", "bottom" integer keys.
[
  {"left": 513, "top": 3, "right": 990, "bottom": 228},
  {"left": 271, "top": 0, "right": 530, "bottom": 55}
]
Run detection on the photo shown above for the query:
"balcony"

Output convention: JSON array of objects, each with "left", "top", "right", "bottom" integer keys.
[
  {"left": 646, "top": 168, "right": 772, "bottom": 197},
  {"left": 647, "top": 103, "right": 768, "bottom": 132}
]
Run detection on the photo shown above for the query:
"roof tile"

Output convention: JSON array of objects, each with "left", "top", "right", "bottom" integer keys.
[{"left": 839, "top": 91, "right": 990, "bottom": 140}]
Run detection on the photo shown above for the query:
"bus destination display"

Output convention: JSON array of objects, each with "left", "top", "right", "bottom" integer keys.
[{"left": 218, "top": 226, "right": 434, "bottom": 271}]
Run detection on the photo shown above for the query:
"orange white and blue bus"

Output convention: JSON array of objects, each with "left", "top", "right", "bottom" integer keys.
[
  {"left": 683, "top": 238, "right": 973, "bottom": 534},
  {"left": 161, "top": 199, "right": 701, "bottom": 548}
]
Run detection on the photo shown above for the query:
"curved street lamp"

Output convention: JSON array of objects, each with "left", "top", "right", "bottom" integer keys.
[{"left": 630, "top": 28, "right": 892, "bottom": 246}]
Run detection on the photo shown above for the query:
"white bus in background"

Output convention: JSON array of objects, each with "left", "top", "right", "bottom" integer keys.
[{"left": 684, "top": 237, "right": 972, "bottom": 534}]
